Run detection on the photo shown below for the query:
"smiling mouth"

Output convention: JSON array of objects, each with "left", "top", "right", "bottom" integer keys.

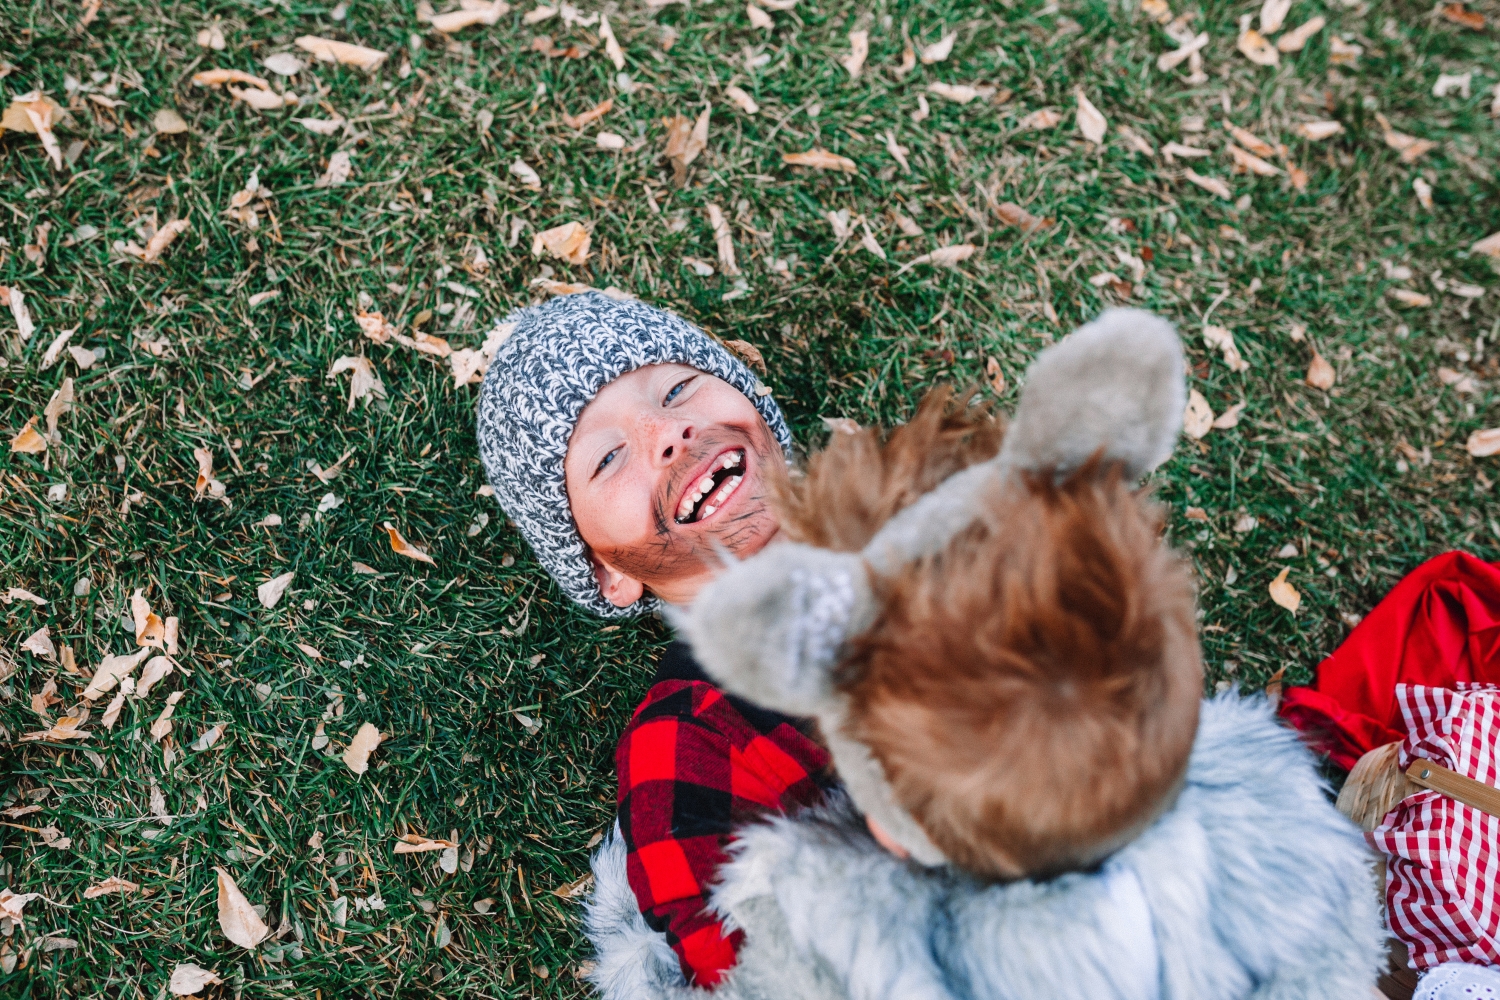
[{"left": 675, "top": 449, "right": 747, "bottom": 524}]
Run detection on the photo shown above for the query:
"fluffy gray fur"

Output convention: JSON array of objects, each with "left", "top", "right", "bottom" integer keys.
[
  {"left": 584, "top": 696, "right": 1385, "bottom": 1000},
  {"left": 677, "top": 307, "right": 1189, "bottom": 860}
]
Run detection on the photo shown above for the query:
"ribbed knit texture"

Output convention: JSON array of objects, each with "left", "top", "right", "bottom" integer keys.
[{"left": 475, "top": 292, "right": 791, "bottom": 617}]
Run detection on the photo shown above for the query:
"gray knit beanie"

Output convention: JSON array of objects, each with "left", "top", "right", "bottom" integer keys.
[{"left": 475, "top": 291, "right": 793, "bottom": 618}]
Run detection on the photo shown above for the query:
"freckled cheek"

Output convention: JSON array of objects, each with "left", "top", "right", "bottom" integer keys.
[{"left": 583, "top": 468, "right": 665, "bottom": 550}]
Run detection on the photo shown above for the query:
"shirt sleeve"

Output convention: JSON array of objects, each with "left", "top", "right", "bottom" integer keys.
[{"left": 616, "top": 703, "right": 743, "bottom": 987}]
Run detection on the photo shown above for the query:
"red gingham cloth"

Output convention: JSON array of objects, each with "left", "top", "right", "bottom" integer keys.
[
  {"left": 616, "top": 643, "right": 832, "bottom": 987},
  {"left": 1371, "top": 683, "right": 1500, "bottom": 970}
]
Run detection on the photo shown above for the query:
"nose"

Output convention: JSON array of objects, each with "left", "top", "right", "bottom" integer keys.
[{"left": 652, "top": 420, "right": 693, "bottom": 465}]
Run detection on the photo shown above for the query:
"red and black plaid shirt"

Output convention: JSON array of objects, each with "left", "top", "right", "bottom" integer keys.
[{"left": 616, "top": 642, "right": 832, "bottom": 987}]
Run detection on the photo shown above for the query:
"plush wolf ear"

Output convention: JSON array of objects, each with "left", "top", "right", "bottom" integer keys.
[
  {"left": 667, "top": 544, "right": 876, "bottom": 717},
  {"left": 998, "top": 307, "right": 1185, "bottom": 480},
  {"left": 864, "top": 309, "right": 1184, "bottom": 573}
]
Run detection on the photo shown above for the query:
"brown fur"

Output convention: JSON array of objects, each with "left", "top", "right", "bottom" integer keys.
[
  {"left": 770, "top": 386, "right": 1004, "bottom": 553},
  {"left": 836, "top": 462, "right": 1203, "bottom": 880}
]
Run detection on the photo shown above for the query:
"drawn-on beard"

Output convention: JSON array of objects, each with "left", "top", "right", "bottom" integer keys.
[{"left": 595, "top": 420, "right": 783, "bottom": 591}]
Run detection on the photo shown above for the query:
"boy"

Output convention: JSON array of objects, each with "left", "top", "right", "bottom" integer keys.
[{"left": 475, "top": 290, "right": 831, "bottom": 985}]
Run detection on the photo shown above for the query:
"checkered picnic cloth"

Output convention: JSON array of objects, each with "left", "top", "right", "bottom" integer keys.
[{"left": 1371, "top": 683, "right": 1500, "bottom": 970}]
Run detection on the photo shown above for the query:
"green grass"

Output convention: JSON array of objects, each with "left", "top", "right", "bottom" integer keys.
[{"left": 1, "top": 0, "right": 1497, "bottom": 993}]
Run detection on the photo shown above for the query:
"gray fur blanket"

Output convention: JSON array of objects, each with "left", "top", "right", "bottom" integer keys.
[{"left": 584, "top": 694, "right": 1384, "bottom": 1000}]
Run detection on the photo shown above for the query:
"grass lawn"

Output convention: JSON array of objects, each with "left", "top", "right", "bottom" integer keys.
[{"left": 1, "top": 0, "right": 1497, "bottom": 993}]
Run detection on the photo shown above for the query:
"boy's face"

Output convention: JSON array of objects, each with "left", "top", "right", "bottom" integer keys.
[{"left": 563, "top": 363, "right": 783, "bottom": 608}]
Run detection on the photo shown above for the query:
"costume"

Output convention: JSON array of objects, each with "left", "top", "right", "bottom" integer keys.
[{"left": 584, "top": 307, "right": 1385, "bottom": 997}]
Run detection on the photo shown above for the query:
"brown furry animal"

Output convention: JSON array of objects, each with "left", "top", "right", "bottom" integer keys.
[{"left": 776, "top": 389, "right": 1203, "bottom": 880}]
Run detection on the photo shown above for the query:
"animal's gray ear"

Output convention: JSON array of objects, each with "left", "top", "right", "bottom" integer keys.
[
  {"left": 999, "top": 308, "right": 1185, "bottom": 481},
  {"left": 667, "top": 545, "right": 875, "bottom": 717}
]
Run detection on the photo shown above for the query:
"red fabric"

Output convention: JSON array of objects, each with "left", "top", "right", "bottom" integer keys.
[
  {"left": 1278, "top": 552, "right": 1500, "bottom": 770},
  {"left": 616, "top": 678, "right": 830, "bottom": 987},
  {"left": 1371, "top": 684, "right": 1500, "bottom": 969}
]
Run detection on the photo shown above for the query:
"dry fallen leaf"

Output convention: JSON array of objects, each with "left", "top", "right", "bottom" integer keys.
[
  {"left": 840, "top": 29, "right": 869, "bottom": 78},
  {"left": 782, "top": 148, "right": 857, "bottom": 173},
  {"left": 23, "top": 626, "right": 56, "bottom": 660},
  {"left": 83, "top": 649, "right": 150, "bottom": 700},
  {"left": 295, "top": 35, "right": 388, "bottom": 69},
  {"left": 151, "top": 691, "right": 184, "bottom": 742},
  {"left": 1440, "top": 3, "right": 1485, "bottom": 29},
  {"left": 1468, "top": 429, "right": 1500, "bottom": 457},
  {"left": 1183, "top": 169, "right": 1231, "bottom": 199},
  {"left": 134, "top": 656, "right": 173, "bottom": 699},
  {"left": 257, "top": 571, "right": 296, "bottom": 609},
  {"left": 10, "top": 418, "right": 47, "bottom": 454},
  {"left": 1183, "top": 388, "right": 1214, "bottom": 439},
  {"left": 1268, "top": 567, "right": 1301, "bottom": 614},
  {"left": 1294, "top": 119, "right": 1342, "bottom": 141},
  {"left": 1223, "top": 122, "right": 1274, "bottom": 158},
  {"left": 927, "top": 83, "right": 984, "bottom": 104},
  {"left": 192, "top": 68, "right": 271, "bottom": 89},
  {"left": 1017, "top": 108, "right": 1062, "bottom": 130},
  {"left": 214, "top": 868, "right": 271, "bottom": 949},
  {"left": 723, "top": 339, "right": 766, "bottom": 372},
  {"left": 169, "top": 963, "right": 224, "bottom": 996},
  {"left": 1306, "top": 350, "right": 1336, "bottom": 389},
  {"left": 895, "top": 243, "right": 977, "bottom": 274},
  {"left": 1259, "top": 0, "right": 1291, "bottom": 33},
  {"left": 43, "top": 379, "right": 73, "bottom": 442},
  {"left": 1202, "top": 325, "right": 1250, "bottom": 372},
  {"left": 562, "top": 97, "right": 612, "bottom": 130},
  {"left": 725, "top": 85, "right": 758, "bottom": 115},
  {"left": 430, "top": 0, "right": 510, "bottom": 31},
  {"left": 8, "top": 286, "right": 34, "bottom": 341},
  {"left": 662, "top": 106, "right": 710, "bottom": 184},
  {"left": 1276, "top": 15, "right": 1324, "bottom": 51},
  {"left": 1075, "top": 90, "right": 1107, "bottom": 144},
  {"left": 131, "top": 589, "right": 165, "bottom": 649},
  {"left": 154, "top": 108, "right": 190, "bottom": 134},
  {"left": 532, "top": 221, "right": 591, "bottom": 265},
  {"left": 3, "top": 588, "right": 46, "bottom": 606},
  {"left": 316, "top": 150, "right": 354, "bottom": 188},
  {"left": 1237, "top": 28, "right": 1279, "bottom": 66},
  {"left": 706, "top": 204, "right": 739, "bottom": 276},
  {"left": 228, "top": 86, "right": 288, "bottom": 111},
  {"left": 84, "top": 876, "right": 140, "bottom": 899},
  {"left": 1225, "top": 143, "right": 1282, "bottom": 177},
  {"left": 1212, "top": 402, "right": 1247, "bottom": 429},
  {"left": 1390, "top": 288, "right": 1432, "bottom": 308},
  {"left": 552, "top": 873, "right": 595, "bottom": 899},
  {"left": 1470, "top": 232, "right": 1500, "bottom": 258},
  {"left": 1375, "top": 114, "right": 1436, "bottom": 163},
  {"left": 0, "top": 889, "right": 43, "bottom": 921},
  {"left": 1157, "top": 32, "right": 1208, "bottom": 72},
  {"left": 1328, "top": 37, "right": 1362, "bottom": 66},
  {"left": 328, "top": 355, "right": 386, "bottom": 411},
  {"left": 920, "top": 31, "right": 957, "bottom": 64},
  {"left": 21, "top": 716, "right": 90, "bottom": 743},
  {"left": 385, "top": 523, "right": 437, "bottom": 565},
  {"left": 394, "top": 833, "right": 457, "bottom": 854},
  {"left": 193, "top": 447, "right": 227, "bottom": 501},
  {"left": 343, "top": 722, "right": 384, "bottom": 775},
  {"left": 993, "top": 202, "right": 1052, "bottom": 233}
]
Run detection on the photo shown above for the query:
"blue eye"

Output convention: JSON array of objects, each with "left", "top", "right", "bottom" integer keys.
[
  {"left": 596, "top": 447, "right": 621, "bottom": 475},
  {"left": 664, "top": 377, "right": 695, "bottom": 405}
]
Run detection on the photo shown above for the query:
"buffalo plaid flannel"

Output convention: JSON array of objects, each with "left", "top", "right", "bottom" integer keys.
[{"left": 616, "top": 642, "right": 832, "bottom": 987}]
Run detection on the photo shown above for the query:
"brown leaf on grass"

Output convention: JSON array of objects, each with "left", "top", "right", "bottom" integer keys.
[
  {"left": 9, "top": 418, "right": 46, "bottom": 454},
  {"left": 131, "top": 590, "right": 166, "bottom": 649},
  {"left": 896, "top": 243, "right": 977, "bottom": 274},
  {"left": 295, "top": 36, "right": 388, "bottom": 69},
  {"left": 562, "top": 98, "right": 612, "bottom": 130},
  {"left": 21, "top": 716, "right": 90, "bottom": 742},
  {"left": 1306, "top": 350, "right": 1336, "bottom": 389},
  {"left": 1236, "top": 28, "right": 1279, "bottom": 66},
  {"left": 1259, "top": 0, "right": 1291, "bottom": 33},
  {"left": 919, "top": 31, "right": 957, "bottom": 64},
  {"left": 192, "top": 68, "right": 272, "bottom": 89},
  {"left": 44, "top": 378, "right": 73, "bottom": 441},
  {"left": 82, "top": 649, "right": 149, "bottom": 700},
  {"left": 985, "top": 357, "right": 1006, "bottom": 395},
  {"left": 193, "top": 447, "right": 227, "bottom": 501},
  {"left": 129, "top": 219, "right": 190, "bottom": 263},
  {"left": 429, "top": 0, "right": 511, "bottom": 32},
  {"left": 31, "top": 678, "right": 59, "bottom": 717},
  {"left": 316, "top": 150, "right": 354, "bottom": 188},
  {"left": 994, "top": 202, "right": 1053, "bottom": 233},
  {"left": 83, "top": 876, "right": 140, "bottom": 899},
  {"left": 328, "top": 356, "right": 386, "bottom": 411},
  {"left": 170, "top": 963, "right": 224, "bottom": 995},
  {"left": 840, "top": 29, "right": 869, "bottom": 78},
  {"left": 1375, "top": 115, "right": 1436, "bottom": 163},
  {"left": 532, "top": 222, "right": 591, "bottom": 265},
  {"left": 1328, "top": 37, "right": 1361, "bottom": 66},
  {"left": 782, "top": 148, "right": 857, "bottom": 173},
  {"left": 1264, "top": 666, "right": 1287, "bottom": 709},
  {"left": 746, "top": 4, "right": 772, "bottom": 28},
  {"left": 599, "top": 14, "right": 626, "bottom": 68},
  {"left": 552, "top": 873, "right": 595, "bottom": 899},
  {"left": 1183, "top": 169, "right": 1232, "bottom": 199},
  {"left": 228, "top": 86, "right": 290, "bottom": 111},
  {"left": 723, "top": 340, "right": 766, "bottom": 372},
  {"left": 1141, "top": 0, "right": 1172, "bottom": 21},
  {"left": 1157, "top": 32, "right": 1208, "bottom": 71},
  {"left": 1075, "top": 90, "right": 1107, "bottom": 143},
  {"left": 3, "top": 588, "right": 46, "bottom": 606},
  {"left": 394, "top": 833, "right": 457, "bottom": 854},
  {"left": 706, "top": 204, "right": 739, "bottom": 276},
  {"left": 1390, "top": 288, "right": 1432, "bottom": 308},
  {"left": 257, "top": 571, "right": 296, "bottom": 609},
  {"left": 214, "top": 867, "right": 272, "bottom": 949},
  {"left": 1183, "top": 389, "right": 1214, "bottom": 439},
  {"left": 1470, "top": 232, "right": 1500, "bottom": 258},
  {"left": 1225, "top": 143, "right": 1282, "bottom": 177},
  {"left": 23, "top": 626, "right": 55, "bottom": 660},
  {"left": 1294, "top": 119, "right": 1342, "bottom": 140},
  {"left": 356, "top": 310, "right": 397, "bottom": 345},
  {"left": 7, "top": 286, "right": 34, "bottom": 341},
  {"left": 1017, "top": 108, "right": 1061, "bottom": 130},
  {"left": 1276, "top": 16, "right": 1324, "bottom": 51},
  {"left": 1224, "top": 123, "right": 1275, "bottom": 158},
  {"left": 343, "top": 722, "right": 384, "bottom": 774},
  {"left": 663, "top": 106, "right": 710, "bottom": 184},
  {"left": 153, "top": 108, "right": 190, "bottom": 134},
  {"left": 1467, "top": 429, "right": 1500, "bottom": 457},
  {"left": 1439, "top": 367, "right": 1479, "bottom": 394},
  {"left": 1212, "top": 402, "right": 1248, "bottom": 429},
  {"left": 725, "top": 86, "right": 758, "bottom": 115},
  {"left": 385, "top": 523, "right": 437, "bottom": 565},
  {"left": 1441, "top": 3, "right": 1485, "bottom": 29},
  {"left": 150, "top": 691, "right": 184, "bottom": 742},
  {"left": 928, "top": 83, "right": 987, "bottom": 104},
  {"left": 1268, "top": 568, "right": 1301, "bottom": 614}
]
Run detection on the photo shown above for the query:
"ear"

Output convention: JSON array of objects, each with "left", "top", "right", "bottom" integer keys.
[
  {"left": 999, "top": 308, "right": 1185, "bottom": 481},
  {"left": 590, "top": 552, "right": 645, "bottom": 609},
  {"left": 668, "top": 544, "right": 875, "bottom": 717}
]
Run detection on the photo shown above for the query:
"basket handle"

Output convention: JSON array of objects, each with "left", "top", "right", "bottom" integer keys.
[{"left": 1405, "top": 760, "right": 1500, "bottom": 819}]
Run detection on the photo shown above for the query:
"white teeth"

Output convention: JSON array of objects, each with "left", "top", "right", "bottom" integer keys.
[
  {"left": 701, "top": 505, "right": 717, "bottom": 517},
  {"left": 723, "top": 452, "right": 742, "bottom": 469},
  {"left": 697, "top": 475, "right": 716, "bottom": 494},
  {"left": 710, "top": 475, "right": 742, "bottom": 506}
]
